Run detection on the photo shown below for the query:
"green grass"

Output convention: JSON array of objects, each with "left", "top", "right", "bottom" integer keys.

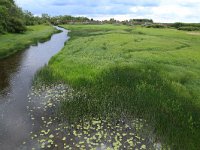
[
  {"left": 34, "top": 24, "right": 200, "bottom": 149},
  {"left": 0, "top": 25, "right": 58, "bottom": 59}
]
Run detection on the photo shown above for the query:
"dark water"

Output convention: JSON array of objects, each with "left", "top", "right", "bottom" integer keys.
[{"left": 0, "top": 27, "right": 69, "bottom": 150}]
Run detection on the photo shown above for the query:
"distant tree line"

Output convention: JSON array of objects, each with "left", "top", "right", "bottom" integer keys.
[
  {"left": 0, "top": 0, "right": 93, "bottom": 34},
  {"left": 4, "top": 0, "right": 199, "bottom": 34},
  {"left": 170, "top": 22, "right": 200, "bottom": 31},
  {"left": 49, "top": 15, "right": 90, "bottom": 25},
  {"left": 0, "top": 0, "right": 157, "bottom": 33},
  {"left": 140, "top": 22, "right": 200, "bottom": 31}
]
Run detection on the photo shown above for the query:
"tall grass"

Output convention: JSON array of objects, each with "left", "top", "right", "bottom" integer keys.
[{"left": 34, "top": 24, "right": 200, "bottom": 149}]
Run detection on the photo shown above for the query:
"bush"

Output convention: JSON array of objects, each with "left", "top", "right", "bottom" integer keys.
[
  {"left": 7, "top": 17, "right": 26, "bottom": 33},
  {"left": 171, "top": 22, "right": 184, "bottom": 28},
  {"left": 0, "top": 0, "right": 27, "bottom": 34},
  {"left": 146, "top": 24, "right": 166, "bottom": 28},
  {"left": 178, "top": 26, "right": 200, "bottom": 31},
  {"left": 171, "top": 23, "right": 200, "bottom": 31},
  {"left": 0, "top": 25, "right": 5, "bottom": 34}
]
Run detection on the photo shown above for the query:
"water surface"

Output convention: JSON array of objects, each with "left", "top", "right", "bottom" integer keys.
[{"left": 0, "top": 27, "right": 69, "bottom": 149}]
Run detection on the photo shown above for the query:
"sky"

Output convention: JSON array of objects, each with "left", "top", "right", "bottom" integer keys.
[{"left": 15, "top": 0, "right": 200, "bottom": 23}]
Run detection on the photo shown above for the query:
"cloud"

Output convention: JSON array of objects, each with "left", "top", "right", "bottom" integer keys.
[
  {"left": 50, "top": 0, "right": 160, "bottom": 7},
  {"left": 111, "top": 0, "right": 160, "bottom": 6},
  {"left": 15, "top": 0, "right": 200, "bottom": 23}
]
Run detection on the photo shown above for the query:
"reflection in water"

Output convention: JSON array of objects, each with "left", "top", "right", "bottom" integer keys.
[
  {"left": 0, "top": 50, "right": 24, "bottom": 96},
  {"left": 0, "top": 27, "right": 69, "bottom": 150}
]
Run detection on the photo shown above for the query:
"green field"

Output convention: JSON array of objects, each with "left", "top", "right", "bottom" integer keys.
[
  {"left": 35, "top": 24, "right": 200, "bottom": 149},
  {"left": 0, "top": 25, "right": 58, "bottom": 59}
]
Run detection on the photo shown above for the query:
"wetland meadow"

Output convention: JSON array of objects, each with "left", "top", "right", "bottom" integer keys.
[
  {"left": 0, "top": 0, "right": 200, "bottom": 150},
  {"left": 32, "top": 24, "right": 200, "bottom": 149}
]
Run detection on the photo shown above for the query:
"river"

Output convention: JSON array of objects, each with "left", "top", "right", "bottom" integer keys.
[{"left": 0, "top": 26, "right": 69, "bottom": 149}]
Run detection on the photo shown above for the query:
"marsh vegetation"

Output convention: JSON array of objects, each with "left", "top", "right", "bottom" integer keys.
[{"left": 33, "top": 24, "right": 200, "bottom": 149}]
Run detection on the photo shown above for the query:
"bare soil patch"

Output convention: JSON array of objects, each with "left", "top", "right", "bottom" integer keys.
[{"left": 187, "top": 32, "right": 200, "bottom": 35}]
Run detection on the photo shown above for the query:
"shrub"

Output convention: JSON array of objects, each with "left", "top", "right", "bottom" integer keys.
[
  {"left": 178, "top": 26, "right": 200, "bottom": 31},
  {"left": 171, "top": 22, "right": 184, "bottom": 28},
  {"left": 0, "top": 25, "right": 5, "bottom": 34},
  {"left": 7, "top": 17, "right": 26, "bottom": 33},
  {"left": 146, "top": 24, "right": 166, "bottom": 28}
]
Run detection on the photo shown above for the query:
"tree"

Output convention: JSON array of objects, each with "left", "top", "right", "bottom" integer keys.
[
  {"left": 172, "top": 22, "right": 184, "bottom": 28},
  {"left": 23, "top": 10, "right": 35, "bottom": 25},
  {"left": 0, "top": 0, "right": 26, "bottom": 33}
]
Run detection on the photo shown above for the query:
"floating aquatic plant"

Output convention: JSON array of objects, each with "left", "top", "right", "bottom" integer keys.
[{"left": 23, "top": 84, "right": 163, "bottom": 149}]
